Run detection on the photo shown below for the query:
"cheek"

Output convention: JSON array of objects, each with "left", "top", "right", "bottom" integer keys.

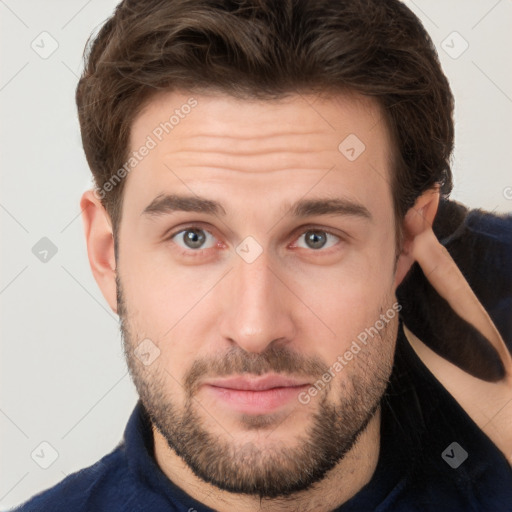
[
  {"left": 295, "top": 251, "right": 397, "bottom": 358},
  {"left": 119, "top": 259, "right": 217, "bottom": 376},
  {"left": 119, "top": 243, "right": 206, "bottom": 324},
  {"left": 299, "top": 243, "right": 396, "bottom": 317},
  {"left": 307, "top": 283, "right": 394, "bottom": 347}
]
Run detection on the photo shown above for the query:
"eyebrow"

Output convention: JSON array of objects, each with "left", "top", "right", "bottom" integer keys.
[{"left": 141, "top": 194, "right": 372, "bottom": 221}]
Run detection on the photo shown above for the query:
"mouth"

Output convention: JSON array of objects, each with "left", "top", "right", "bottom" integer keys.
[{"left": 201, "top": 374, "right": 311, "bottom": 414}]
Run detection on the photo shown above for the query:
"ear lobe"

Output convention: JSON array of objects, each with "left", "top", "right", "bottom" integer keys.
[
  {"left": 80, "top": 190, "right": 118, "bottom": 314},
  {"left": 394, "top": 186, "right": 440, "bottom": 288},
  {"left": 394, "top": 251, "right": 415, "bottom": 289}
]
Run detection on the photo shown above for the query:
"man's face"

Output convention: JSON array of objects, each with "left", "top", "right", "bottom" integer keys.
[{"left": 116, "top": 90, "right": 401, "bottom": 498}]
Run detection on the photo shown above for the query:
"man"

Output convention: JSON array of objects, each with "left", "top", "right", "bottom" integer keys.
[{"left": 13, "top": 0, "right": 512, "bottom": 510}]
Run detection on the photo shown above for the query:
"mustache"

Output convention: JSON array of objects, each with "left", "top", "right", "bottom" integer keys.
[{"left": 184, "top": 344, "right": 329, "bottom": 397}]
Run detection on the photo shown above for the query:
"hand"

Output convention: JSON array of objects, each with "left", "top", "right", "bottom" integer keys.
[
  {"left": 402, "top": 198, "right": 512, "bottom": 465},
  {"left": 404, "top": 204, "right": 512, "bottom": 382}
]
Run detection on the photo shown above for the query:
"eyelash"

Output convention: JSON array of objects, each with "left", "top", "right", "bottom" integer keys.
[{"left": 165, "top": 223, "right": 345, "bottom": 258}]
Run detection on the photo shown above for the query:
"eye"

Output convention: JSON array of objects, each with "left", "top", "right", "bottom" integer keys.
[
  {"left": 170, "top": 227, "right": 217, "bottom": 251},
  {"left": 294, "top": 230, "right": 341, "bottom": 251},
  {"left": 166, "top": 225, "right": 343, "bottom": 255}
]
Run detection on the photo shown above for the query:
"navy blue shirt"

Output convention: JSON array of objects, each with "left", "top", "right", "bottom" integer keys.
[{"left": 12, "top": 202, "right": 512, "bottom": 511}]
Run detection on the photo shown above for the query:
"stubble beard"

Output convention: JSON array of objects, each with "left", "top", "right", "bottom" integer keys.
[{"left": 117, "top": 274, "right": 397, "bottom": 499}]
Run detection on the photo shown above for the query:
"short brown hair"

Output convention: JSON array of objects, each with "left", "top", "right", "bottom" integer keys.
[{"left": 76, "top": 0, "right": 454, "bottom": 240}]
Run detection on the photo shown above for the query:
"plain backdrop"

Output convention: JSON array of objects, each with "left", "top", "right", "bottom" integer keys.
[{"left": 1, "top": 0, "right": 511, "bottom": 509}]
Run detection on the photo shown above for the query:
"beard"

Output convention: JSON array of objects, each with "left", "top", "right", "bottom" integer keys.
[{"left": 117, "top": 273, "right": 397, "bottom": 499}]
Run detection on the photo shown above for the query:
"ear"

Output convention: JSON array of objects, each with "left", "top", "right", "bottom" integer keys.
[
  {"left": 80, "top": 190, "right": 118, "bottom": 314},
  {"left": 394, "top": 186, "right": 440, "bottom": 288}
]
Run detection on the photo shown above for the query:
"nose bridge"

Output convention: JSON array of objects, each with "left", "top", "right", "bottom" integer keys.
[{"left": 220, "top": 247, "right": 294, "bottom": 353}]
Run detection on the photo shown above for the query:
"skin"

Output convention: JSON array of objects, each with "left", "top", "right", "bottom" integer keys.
[{"left": 81, "top": 90, "right": 439, "bottom": 511}]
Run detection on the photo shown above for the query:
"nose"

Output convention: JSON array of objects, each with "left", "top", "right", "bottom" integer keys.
[{"left": 218, "top": 249, "right": 297, "bottom": 354}]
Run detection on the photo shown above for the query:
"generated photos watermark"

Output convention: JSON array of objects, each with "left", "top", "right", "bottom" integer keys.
[
  {"left": 94, "top": 97, "right": 198, "bottom": 200},
  {"left": 298, "top": 302, "right": 402, "bottom": 405}
]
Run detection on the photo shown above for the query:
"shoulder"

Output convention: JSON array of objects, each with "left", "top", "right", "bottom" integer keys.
[
  {"left": 9, "top": 443, "right": 137, "bottom": 512},
  {"left": 433, "top": 199, "right": 512, "bottom": 288},
  {"left": 381, "top": 327, "right": 512, "bottom": 510}
]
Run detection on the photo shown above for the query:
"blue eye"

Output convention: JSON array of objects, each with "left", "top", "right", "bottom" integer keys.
[
  {"left": 167, "top": 225, "right": 343, "bottom": 255},
  {"left": 171, "top": 228, "right": 217, "bottom": 250},
  {"left": 295, "top": 230, "right": 340, "bottom": 250}
]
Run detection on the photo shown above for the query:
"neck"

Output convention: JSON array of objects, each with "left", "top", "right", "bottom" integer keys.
[{"left": 152, "top": 405, "right": 381, "bottom": 512}]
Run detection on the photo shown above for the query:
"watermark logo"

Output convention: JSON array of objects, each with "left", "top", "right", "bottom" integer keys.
[
  {"left": 441, "top": 442, "right": 468, "bottom": 468},
  {"left": 236, "top": 236, "right": 263, "bottom": 264},
  {"left": 32, "top": 237, "right": 58, "bottom": 263},
  {"left": 338, "top": 133, "right": 366, "bottom": 162},
  {"left": 134, "top": 338, "right": 161, "bottom": 366},
  {"left": 441, "top": 31, "right": 469, "bottom": 60},
  {"left": 31, "top": 31, "right": 59, "bottom": 59},
  {"left": 31, "top": 441, "right": 59, "bottom": 469}
]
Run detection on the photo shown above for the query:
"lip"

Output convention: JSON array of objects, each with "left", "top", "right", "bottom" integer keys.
[
  {"left": 203, "top": 374, "right": 311, "bottom": 391},
  {"left": 201, "top": 374, "right": 311, "bottom": 415}
]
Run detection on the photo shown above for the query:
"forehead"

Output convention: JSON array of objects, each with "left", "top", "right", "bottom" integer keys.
[
  {"left": 122, "top": 89, "right": 393, "bottom": 220},
  {"left": 131, "top": 89, "right": 389, "bottom": 154}
]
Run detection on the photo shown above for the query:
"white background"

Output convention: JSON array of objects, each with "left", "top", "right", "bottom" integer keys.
[{"left": 1, "top": 0, "right": 511, "bottom": 509}]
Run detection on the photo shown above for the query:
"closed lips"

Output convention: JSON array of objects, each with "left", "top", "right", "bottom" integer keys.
[{"left": 203, "top": 375, "right": 310, "bottom": 391}]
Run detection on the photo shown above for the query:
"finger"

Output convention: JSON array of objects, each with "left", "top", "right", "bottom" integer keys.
[{"left": 411, "top": 227, "right": 512, "bottom": 382}]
